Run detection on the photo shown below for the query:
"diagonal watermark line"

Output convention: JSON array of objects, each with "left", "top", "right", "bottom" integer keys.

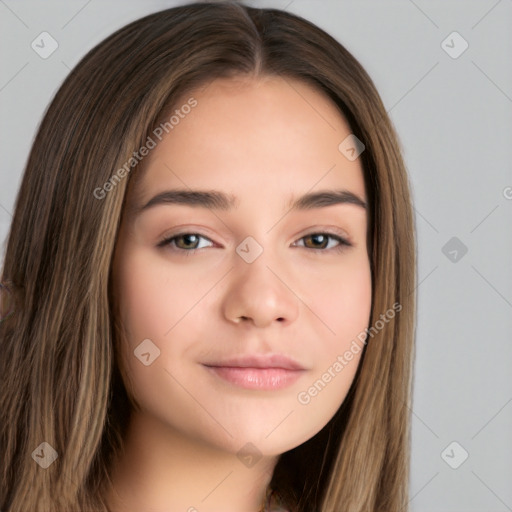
[
  {"left": 412, "top": 410, "right": 440, "bottom": 439},
  {"left": 472, "top": 470, "right": 512, "bottom": 511},
  {"left": 471, "top": 396, "right": 512, "bottom": 439},
  {"left": 374, "top": 372, "right": 440, "bottom": 439},
  {"left": 403, "top": 472, "right": 439, "bottom": 510},
  {"left": 201, "top": 470, "right": 234, "bottom": 502},
  {"left": 163, "top": 367, "right": 234, "bottom": 438},
  {"left": 408, "top": 265, "right": 438, "bottom": 297},
  {"left": 281, "top": 75, "right": 337, "bottom": 131},
  {"left": 407, "top": 0, "right": 439, "bottom": 28},
  {"left": 265, "top": 265, "right": 336, "bottom": 335},
  {"left": 61, "top": 0, "right": 93, "bottom": 29},
  {"left": 469, "top": 204, "right": 499, "bottom": 233},
  {"left": 387, "top": 62, "right": 439, "bottom": 114},
  {"left": 163, "top": 267, "right": 234, "bottom": 336},
  {"left": 0, "top": 203, "right": 13, "bottom": 218},
  {"left": 414, "top": 206, "right": 439, "bottom": 233},
  {"left": 282, "top": 0, "right": 295, "bottom": 10},
  {"left": 471, "top": 0, "right": 503, "bottom": 29},
  {"left": 0, "top": 0, "right": 29, "bottom": 28},
  {"left": 471, "top": 265, "right": 512, "bottom": 308},
  {"left": 472, "top": 60, "right": 512, "bottom": 104},
  {"left": 0, "top": 62, "right": 29, "bottom": 93},
  {"left": 265, "top": 410, "right": 294, "bottom": 438},
  {"left": 266, "top": 164, "right": 336, "bottom": 234}
]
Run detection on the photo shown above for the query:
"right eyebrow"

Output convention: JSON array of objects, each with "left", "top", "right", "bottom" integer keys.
[{"left": 133, "top": 189, "right": 238, "bottom": 216}]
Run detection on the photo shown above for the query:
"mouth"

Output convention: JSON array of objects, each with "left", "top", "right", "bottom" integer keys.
[
  {"left": 202, "top": 366, "right": 305, "bottom": 390},
  {"left": 201, "top": 353, "right": 307, "bottom": 391}
]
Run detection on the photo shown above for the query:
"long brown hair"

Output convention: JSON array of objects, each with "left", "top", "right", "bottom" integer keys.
[{"left": 0, "top": 2, "right": 416, "bottom": 511}]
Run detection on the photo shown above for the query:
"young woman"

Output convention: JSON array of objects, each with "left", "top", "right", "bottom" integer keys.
[{"left": 0, "top": 2, "right": 416, "bottom": 511}]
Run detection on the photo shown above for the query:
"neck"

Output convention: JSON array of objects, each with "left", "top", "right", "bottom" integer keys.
[{"left": 105, "top": 411, "right": 278, "bottom": 512}]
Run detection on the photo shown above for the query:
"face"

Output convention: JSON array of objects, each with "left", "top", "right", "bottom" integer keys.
[{"left": 112, "top": 76, "right": 371, "bottom": 457}]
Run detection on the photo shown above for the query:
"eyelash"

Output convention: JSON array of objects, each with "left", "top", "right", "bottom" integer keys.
[{"left": 157, "top": 231, "right": 352, "bottom": 255}]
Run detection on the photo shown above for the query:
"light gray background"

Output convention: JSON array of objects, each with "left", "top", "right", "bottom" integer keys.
[{"left": 1, "top": 1, "right": 511, "bottom": 510}]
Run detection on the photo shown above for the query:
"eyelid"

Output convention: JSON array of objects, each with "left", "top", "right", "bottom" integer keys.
[{"left": 299, "top": 226, "right": 352, "bottom": 244}]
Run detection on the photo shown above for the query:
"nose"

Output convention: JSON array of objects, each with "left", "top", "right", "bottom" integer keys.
[{"left": 221, "top": 250, "right": 300, "bottom": 328}]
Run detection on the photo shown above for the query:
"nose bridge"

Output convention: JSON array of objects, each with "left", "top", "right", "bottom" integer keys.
[
  {"left": 222, "top": 234, "right": 299, "bottom": 327},
  {"left": 234, "top": 232, "right": 288, "bottom": 284}
]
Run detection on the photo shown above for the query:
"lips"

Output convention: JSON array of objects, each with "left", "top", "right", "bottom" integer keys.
[
  {"left": 202, "top": 353, "right": 306, "bottom": 390},
  {"left": 202, "top": 353, "right": 306, "bottom": 371}
]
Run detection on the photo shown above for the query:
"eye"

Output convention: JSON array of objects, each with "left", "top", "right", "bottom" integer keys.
[
  {"left": 157, "top": 233, "right": 214, "bottom": 253},
  {"left": 293, "top": 232, "right": 352, "bottom": 252}
]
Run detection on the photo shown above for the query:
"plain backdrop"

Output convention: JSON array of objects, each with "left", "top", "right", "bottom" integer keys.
[{"left": 1, "top": 1, "right": 511, "bottom": 510}]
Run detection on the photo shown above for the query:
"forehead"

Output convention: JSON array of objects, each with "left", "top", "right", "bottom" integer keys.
[{"left": 127, "top": 75, "right": 366, "bottom": 212}]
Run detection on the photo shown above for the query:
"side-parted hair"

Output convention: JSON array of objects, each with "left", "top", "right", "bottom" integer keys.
[{"left": 0, "top": 2, "right": 416, "bottom": 511}]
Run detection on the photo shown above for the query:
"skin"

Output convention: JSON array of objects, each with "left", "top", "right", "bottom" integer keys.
[{"left": 107, "top": 75, "right": 372, "bottom": 512}]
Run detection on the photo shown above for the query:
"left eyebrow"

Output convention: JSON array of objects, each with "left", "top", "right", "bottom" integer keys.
[
  {"left": 288, "top": 189, "right": 367, "bottom": 211},
  {"left": 131, "top": 187, "right": 367, "bottom": 218}
]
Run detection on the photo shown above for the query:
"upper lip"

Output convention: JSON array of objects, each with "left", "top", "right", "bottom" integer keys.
[{"left": 202, "top": 353, "right": 305, "bottom": 370}]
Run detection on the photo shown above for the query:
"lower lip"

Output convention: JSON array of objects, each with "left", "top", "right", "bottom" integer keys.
[{"left": 204, "top": 366, "right": 304, "bottom": 390}]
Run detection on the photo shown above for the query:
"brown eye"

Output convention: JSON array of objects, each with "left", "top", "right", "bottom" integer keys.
[
  {"left": 157, "top": 233, "right": 214, "bottom": 252},
  {"left": 296, "top": 232, "right": 351, "bottom": 252},
  {"left": 303, "top": 234, "right": 330, "bottom": 249},
  {"left": 174, "top": 234, "right": 201, "bottom": 250}
]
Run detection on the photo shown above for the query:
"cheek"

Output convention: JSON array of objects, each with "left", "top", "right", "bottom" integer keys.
[
  {"left": 295, "top": 258, "right": 371, "bottom": 419},
  {"left": 113, "top": 248, "right": 212, "bottom": 398},
  {"left": 113, "top": 256, "right": 181, "bottom": 411},
  {"left": 115, "top": 249, "right": 196, "bottom": 341},
  {"left": 309, "top": 256, "right": 372, "bottom": 342}
]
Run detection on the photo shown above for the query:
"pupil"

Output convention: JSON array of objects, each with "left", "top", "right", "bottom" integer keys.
[
  {"left": 183, "top": 234, "right": 197, "bottom": 248},
  {"left": 311, "top": 234, "right": 326, "bottom": 248}
]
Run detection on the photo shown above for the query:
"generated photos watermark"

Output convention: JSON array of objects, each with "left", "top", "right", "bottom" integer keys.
[
  {"left": 93, "top": 97, "right": 197, "bottom": 200},
  {"left": 297, "top": 301, "right": 402, "bottom": 405}
]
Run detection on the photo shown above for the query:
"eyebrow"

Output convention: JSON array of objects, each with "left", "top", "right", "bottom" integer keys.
[{"left": 133, "top": 188, "right": 367, "bottom": 216}]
